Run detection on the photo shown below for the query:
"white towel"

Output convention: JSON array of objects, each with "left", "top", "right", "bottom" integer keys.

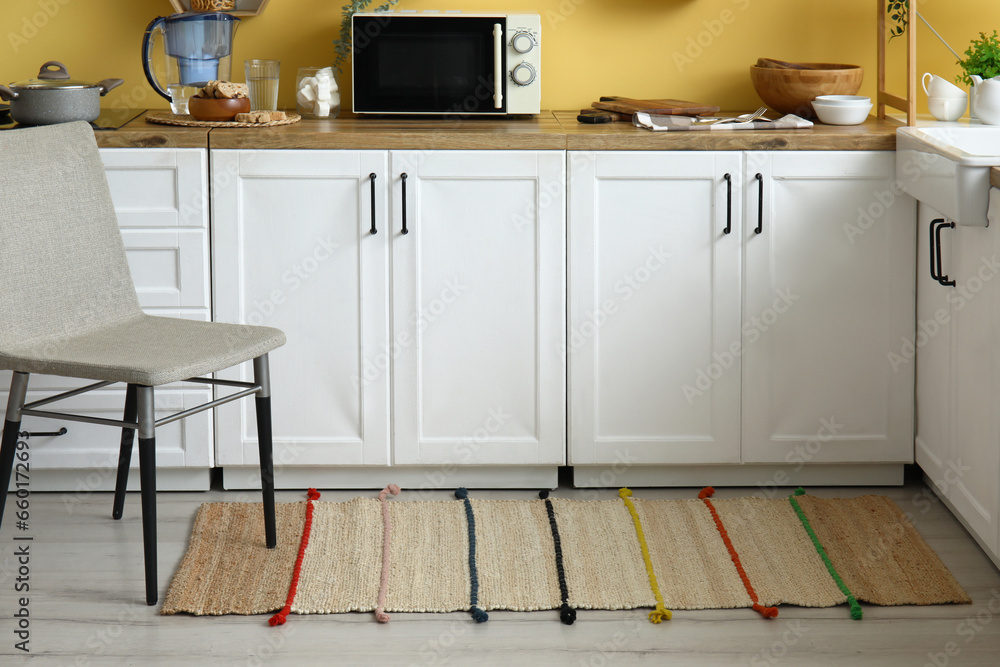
[{"left": 634, "top": 112, "right": 813, "bottom": 131}]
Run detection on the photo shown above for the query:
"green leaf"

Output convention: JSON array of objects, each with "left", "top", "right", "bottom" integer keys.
[
  {"left": 331, "top": 0, "right": 401, "bottom": 72},
  {"left": 956, "top": 30, "right": 1000, "bottom": 85}
]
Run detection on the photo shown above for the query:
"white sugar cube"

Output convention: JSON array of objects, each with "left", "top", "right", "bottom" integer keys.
[
  {"left": 297, "top": 86, "right": 316, "bottom": 106},
  {"left": 329, "top": 91, "right": 341, "bottom": 108},
  {"left": 299, "top": 76, "right": 317, "bottom": 91},
  {"left": 314, "top": 100, "right": 331, "bottom": 116},
  {"left": 317, "top": 80, "right": 332, "bottom": 100}
]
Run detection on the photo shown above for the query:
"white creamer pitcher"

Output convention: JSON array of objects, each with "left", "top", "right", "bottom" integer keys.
[{"left": 970, "top": 75, "right": 1000, "bottom": 124}]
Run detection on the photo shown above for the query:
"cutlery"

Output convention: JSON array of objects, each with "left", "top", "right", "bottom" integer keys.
[{"left": 693, "top": 107, "right": 769, "bottom": 125}]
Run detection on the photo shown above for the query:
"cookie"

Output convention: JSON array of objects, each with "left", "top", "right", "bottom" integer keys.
[
  {"left": 235, "top": 111, "right": 271, "bottom": 124},
  {"left": 215, "top": 81, "right": 248, "bottom": 99}
]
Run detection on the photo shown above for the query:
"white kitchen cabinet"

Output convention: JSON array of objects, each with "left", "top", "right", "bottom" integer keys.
[
  {"left": 390, "top": 151, "right": 566, "bottom": 466},
  {"left": 212, "top": 150, "right": 391, "bottom": 470},
  {"left": 741, "top": 151, "right": 916, "bottom": 464},
  {"left": 568, "top": 151, "right": 743, "bottom": 466},
  {"left": 916, "top": 203, "right": 1000, "bottom": 561},
  {"left": 212, "top": 149, "right": 565, "bottom": 481},
  {"left": 0, "top": 149, "right": 213, "bottom": 490},
  {"left": 569, "top": 150, "right": 915, "bottom": 478}
]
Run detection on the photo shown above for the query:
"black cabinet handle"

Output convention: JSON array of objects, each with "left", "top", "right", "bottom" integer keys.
[
  {"left": 723, "top": 173, "right": 732, "bottom": 234},
  {"left": 400, "top": 173, "right": 409, "bottom": 235},
  {"left": 931, "top": 218, "right": 956, "bottom": 287},
  {"left": 754, "top": 173, "right": 764, "bottom": 234},
  {"left": 369, "top": 173, "right": 377, "bottom": 235},
  {"left": 20, "top": 427, "right": 67, "bottom": 438}
]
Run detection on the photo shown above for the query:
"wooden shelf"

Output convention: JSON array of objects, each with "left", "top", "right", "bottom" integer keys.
[
  {"left": 877, "top": 0, "right": 916, "bottom": 126},
  {"left": 168, "top": 0, "right": 270, "bottom": 17}
]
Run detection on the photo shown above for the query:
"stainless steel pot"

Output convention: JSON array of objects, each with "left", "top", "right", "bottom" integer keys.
[{"left": 0, "top": 61, "right": 123, "bottom": 125}]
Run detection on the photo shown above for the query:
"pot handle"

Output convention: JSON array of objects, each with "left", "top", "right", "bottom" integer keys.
[
  {"left": 37, "top": 61, "right": 70, "bottom": 80},
  {"left": 0, "top": 85, "right": 17, "bottom": 102},
  {"left": 97, "top": 79, "right": 124, "bottom": 96}
]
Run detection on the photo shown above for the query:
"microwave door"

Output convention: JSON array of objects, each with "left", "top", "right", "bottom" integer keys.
[{"left": 353, "top": 16, "right": 506, "bottom": 114}]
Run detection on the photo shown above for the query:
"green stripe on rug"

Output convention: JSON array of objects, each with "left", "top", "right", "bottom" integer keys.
[{"left": 788, "top": 488, "right": 863, "bottom": 620}]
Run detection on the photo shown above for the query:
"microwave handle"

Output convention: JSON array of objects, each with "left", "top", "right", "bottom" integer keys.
[{"left": 493, "top": 23, "right": 503, "bottom": 109}]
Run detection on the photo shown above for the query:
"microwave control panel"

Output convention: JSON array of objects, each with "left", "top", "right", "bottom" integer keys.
[{"left": 505, "top": 14, "right": 541, "bottom": 114}]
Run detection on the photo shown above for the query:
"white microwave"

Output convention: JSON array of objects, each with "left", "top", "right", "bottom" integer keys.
[{"left": 351, "top": 12, "right": 541, "bottom": 115}]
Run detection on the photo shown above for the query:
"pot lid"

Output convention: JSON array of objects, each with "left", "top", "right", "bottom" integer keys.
[{"left": 10, "top": 61, "right": 102, "bottom": 90}]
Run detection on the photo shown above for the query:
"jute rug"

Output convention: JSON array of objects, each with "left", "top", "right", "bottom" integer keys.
[{"left": 162, "top": 488, "right": 970, "bottom": 622}]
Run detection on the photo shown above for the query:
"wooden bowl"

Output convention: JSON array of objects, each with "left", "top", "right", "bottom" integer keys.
[
  {"left": 750, "top": 63, "right": 863, "bottom": 118},
  {"left": 187, "top": 96, "right": 251, "bottom": 122}
]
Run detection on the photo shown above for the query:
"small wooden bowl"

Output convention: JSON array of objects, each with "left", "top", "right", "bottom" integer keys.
[
  {"left": 750, "top": 63, "right": 863, "bottom": 118},
  {"left": 188, "top": 96, "right": 251, "bottom": 122}
]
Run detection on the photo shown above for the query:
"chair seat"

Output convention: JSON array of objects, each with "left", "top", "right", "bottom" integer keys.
[{"left": 0, "top": 313, "right": 285, "bottom": 386}]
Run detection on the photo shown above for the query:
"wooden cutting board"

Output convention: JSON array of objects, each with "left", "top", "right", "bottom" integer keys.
[{"left": 591, "top": 96, "right": 720, "bottom": 116}]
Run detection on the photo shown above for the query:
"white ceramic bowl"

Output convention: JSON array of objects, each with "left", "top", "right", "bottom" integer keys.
[
  {"left": 812, "top": 100, "right": 873, "bottom": 125},
  {"left": 814, "top": 95, "right": 872, "bottom": 106}
]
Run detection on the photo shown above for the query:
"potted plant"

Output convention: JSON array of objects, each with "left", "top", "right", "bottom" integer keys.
[
  {"left": 956, "top": 30, "right": 1000, "bottom": 85},
  {"left": 333, "top": 0, "right": 399, "bottom": 73},
  {"left": 957, "top": 31, "right": 1000, "bottom": 119}
]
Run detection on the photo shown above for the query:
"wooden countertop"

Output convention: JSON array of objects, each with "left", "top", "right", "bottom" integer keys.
[
  {"left": 103, "top": 110, "right": 901, "bottom": 151},
  {"left": 207, "top": 111, "right": 567, "bottom": 150},
  {"left": 95, "top": 111, "right": 210, "bottom": 148}
]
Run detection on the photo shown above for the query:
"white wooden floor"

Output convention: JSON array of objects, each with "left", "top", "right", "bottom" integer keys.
[{"left": 1, "top": 480, "right": 999, "bottom": 666}]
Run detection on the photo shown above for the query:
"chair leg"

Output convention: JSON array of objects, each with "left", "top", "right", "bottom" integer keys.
[
  {"left": 254, "top": 355, "right": 277, "bottom": 549},
  {"left": 135, "top": 386, "right": 158, "bottom": 606},
  {"left": 0, "top": 373, "right": 30, "bottom": 534},
  {"left": 112, "top": 383, "right": 138, "bottom": 520}
]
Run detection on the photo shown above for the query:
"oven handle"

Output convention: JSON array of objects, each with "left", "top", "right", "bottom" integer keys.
[{"left": 493, "top": 23, "right": 503, "bottom": 109}]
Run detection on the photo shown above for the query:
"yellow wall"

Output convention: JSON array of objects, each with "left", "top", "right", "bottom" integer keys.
[{"left": 1, "top": 0, "right": 991, "bottom": 114}]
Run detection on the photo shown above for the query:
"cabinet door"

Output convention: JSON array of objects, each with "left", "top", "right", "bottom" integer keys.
[
  {"left": 569, "top": 151, "right": 743, "bottom": 465},
  {"left": 742, "top": 151, "right": 915, "bottom": 464},
  {"left": 212, "top": 150, "right": 390, "bottom": 468},
  {"left": 389, "top": 150, "right": 565, "bottom": 465},
  {"left": 915, "top": 205, "right": 953, "bottom": 489},
  {"left": 948, "top": 218, "right": 1000, "bottom": 552}
]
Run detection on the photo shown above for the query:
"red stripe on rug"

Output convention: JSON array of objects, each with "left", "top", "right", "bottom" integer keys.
[
  {"left": 269, "top": 488, "right": 322, "bottom": 626},
  {"left": 698, "top": 487, "right": 778, "bottom": 619}
]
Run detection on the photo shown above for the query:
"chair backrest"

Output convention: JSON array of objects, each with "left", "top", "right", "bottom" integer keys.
[{"left": 0, "top": 122, "right": 141, "bottom": 354}]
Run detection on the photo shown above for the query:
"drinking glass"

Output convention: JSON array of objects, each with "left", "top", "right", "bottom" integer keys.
[
  {"left": 245, "top": 59, "right": 280, "bottom": 111},
  {"left": 167, "top": 84, "right": 196, "bottom": 115}
]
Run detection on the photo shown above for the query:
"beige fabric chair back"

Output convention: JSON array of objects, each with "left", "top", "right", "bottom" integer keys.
[{"left": 0, "top": 122, "right": 141, "bottom": 354}]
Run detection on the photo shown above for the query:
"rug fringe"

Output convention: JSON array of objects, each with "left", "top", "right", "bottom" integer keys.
[
  {"left": 456, "top": 488, "right": 488, "bottom": 623},
  {"left": 619, "top": 488, "right": 672, "bottom": 624},
  {"left": 268, "top": 488, "right": 321, "bottom": 626},
  {"left": 788, "top": 487, "right": 863, "bottom": 620},
  {"left": 698, "top": 486, "right": 778, "bottom": 619},
  {"left": 375, "top": 484, "right": 401, "bottom": 623},
  {"left": 539, "top": 490, "right": 577, "bottom": 624}
]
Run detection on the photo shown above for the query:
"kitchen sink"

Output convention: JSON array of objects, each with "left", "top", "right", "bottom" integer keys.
[{"left": 896, "top": 125, "right": 1000, "bottom": 226}]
